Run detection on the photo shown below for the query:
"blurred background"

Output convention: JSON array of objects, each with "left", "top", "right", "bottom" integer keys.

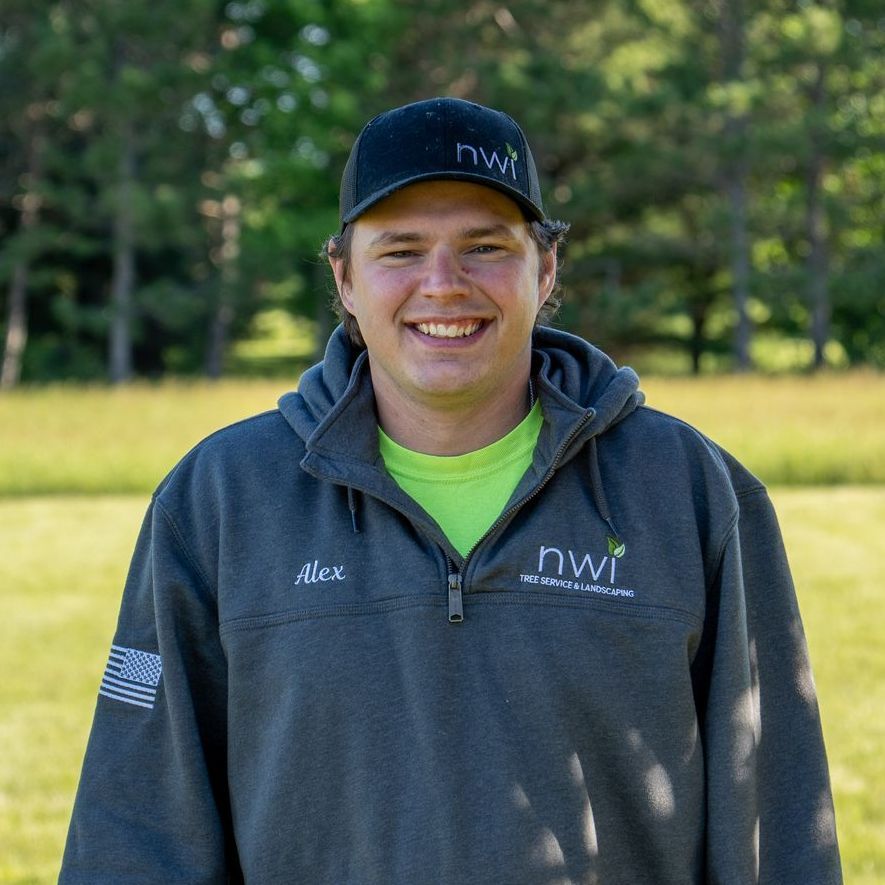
[
  {"left": 1, "top": 1, "right": 883, "bottom": 883},
  {"left": 1, "top": 0, "right": 883, "bottom": 382}
]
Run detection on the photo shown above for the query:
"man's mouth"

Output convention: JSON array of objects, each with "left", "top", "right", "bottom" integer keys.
[{"left": 412, "top": 320, "right": 484, "bottom": 339}]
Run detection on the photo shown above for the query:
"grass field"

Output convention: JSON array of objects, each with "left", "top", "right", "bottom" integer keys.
[
  {"left": 1, "top": 375, "right": 883, "bottom": 882},
  {"left": 0, "top": 372, "right": 883, "bottom": 494}
]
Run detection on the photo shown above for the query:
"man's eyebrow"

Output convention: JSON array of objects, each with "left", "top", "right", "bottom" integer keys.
[
  {"left": 460, "top": 224, "right": 519, "bottom": 240},
  {"left": 366, "top": 223, "right": 520, "bottom": 250},
  {"left": 366, "top": 231, "right": 426, "bottom": 249}
]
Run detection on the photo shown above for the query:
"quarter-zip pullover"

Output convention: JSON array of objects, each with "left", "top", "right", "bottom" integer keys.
[{"left": 61, "top": 325, "right": 842, "bottom": 884}]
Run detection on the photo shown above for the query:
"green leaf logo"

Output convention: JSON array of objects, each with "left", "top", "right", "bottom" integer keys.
[
  {"left": 607, "top": 536, "right": 626, "bottom": 558},
  {"left": 505, "top": 142, "right": 518, "bottom": 162}
]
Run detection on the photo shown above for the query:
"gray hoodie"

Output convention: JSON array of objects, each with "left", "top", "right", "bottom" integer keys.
[{"left": 61, "top": 325, "right": 841, "bottom": 884}]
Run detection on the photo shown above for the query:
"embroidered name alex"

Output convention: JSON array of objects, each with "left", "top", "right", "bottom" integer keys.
[{"left": 293, "top": 559, "right": 346, "bottom": 585}]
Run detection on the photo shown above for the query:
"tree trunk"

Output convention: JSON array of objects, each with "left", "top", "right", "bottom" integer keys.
[
  {"left": 205, "top": 195, "right": 241, "bottom": 379},
  {"left": 726, "top": 170, "right": 752, "bottom": 371},
  {"left": 2, "top": 129, "right": 45, "bottom": 390},
  {"left": 806, "top": 62, "right": 830, "bottom": 371},
  {"left": 2, "top": 263, "right": 30, "bottom": 390},
  {"left": 205, "top": 300, "right": 234, "bottom": 379},
  {"left": 717, "top": 0, "right": 753, "bottom": 371},
  {"left": 689, "top": 302, "right": 707, "bottom": 376},
  {"left": 109, "top": 123, "right": 137, "bottom": 384}
]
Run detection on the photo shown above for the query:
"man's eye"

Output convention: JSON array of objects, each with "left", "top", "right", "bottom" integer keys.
[{"left": 470, "top": 244, "right": 501, "bottom": 254}]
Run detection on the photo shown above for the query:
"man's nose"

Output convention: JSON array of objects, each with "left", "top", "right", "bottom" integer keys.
[{"left": 418, "top": 247, "right": 468, "bottom": 298}]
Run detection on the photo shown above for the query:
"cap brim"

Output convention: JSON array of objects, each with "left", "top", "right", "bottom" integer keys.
[{"left": 341, "top": 171, "right": 546, "bottom": 226}]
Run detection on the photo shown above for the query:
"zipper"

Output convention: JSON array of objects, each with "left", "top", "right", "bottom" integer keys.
[
  {"left": 443, "top": 408, "right": 596, "bottom": 625},
  {"left": 447, "top": 566, "right": 464, "bottom": 623}
]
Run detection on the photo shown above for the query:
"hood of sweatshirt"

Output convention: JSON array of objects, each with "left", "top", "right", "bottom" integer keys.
[
  {"left": 279, "top": 324, "right": 643, "bottom": 454},
  {"left": 278, "top": 325, "right": 644, "bottom": 550}
]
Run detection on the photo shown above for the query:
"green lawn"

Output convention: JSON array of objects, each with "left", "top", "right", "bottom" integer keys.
[
  {"left": 641, "top": 371, "right": 885, "bottom": 485},
  {"left": 0, "top": 497, "right": 146, "bottom": 885},
  {"left": 1, "top": 373, "right": 882, "bottom": 880},
  {"left": 774, "top": 487, "right": 885, "bottom": 881},
  {"left": 1, "top": 372, "right": 883, "bottom": 494},
  {"left": 0, "top": 379, "right": 295, "bottom": 496},
  {"left": 1, "top": 489, "right": 883, "bottom": 883}
]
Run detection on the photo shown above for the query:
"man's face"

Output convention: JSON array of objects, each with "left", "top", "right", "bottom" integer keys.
[{"left": 330, "top": 180, "right": 556, "bottom": 416}]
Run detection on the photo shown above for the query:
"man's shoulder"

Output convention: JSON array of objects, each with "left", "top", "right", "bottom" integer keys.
[
  {"left": 155, "top": 408, "right": 302, "bottom": 502},
  {"left": 616, "top": 402, "right": 721, "bottom": 452},
  {"left": 614, "top": 404, "right": 765, "bottom": 497},
  {"left": 181, "top": 407, "right": 295, "bottom": 460}
]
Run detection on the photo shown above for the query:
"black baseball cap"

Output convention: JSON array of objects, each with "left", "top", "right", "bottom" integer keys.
[{"left": 339, "top": 97, "right": 545, "bottom": 228}]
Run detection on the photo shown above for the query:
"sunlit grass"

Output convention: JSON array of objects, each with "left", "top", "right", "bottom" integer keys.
[
  {"left": 772, "top": 487, "right": 885, "bottom": 882},
  {"left": 642, "top": 372, "right": 884, "bottom": 485},
  {"left": 1, "top": 490, "right": 883, "bottom": 883},
  {"left": 0, "top": 497, "right": 146, "bottom": 884},
  {"left": 0, "top": 379, "right": 292, "bottom": 496},
  {"left": 1, "top": 373, "right": 882, "bottom": 881},
  {"left": 1, "top": 372, "right": 882, "bottom": 496}
]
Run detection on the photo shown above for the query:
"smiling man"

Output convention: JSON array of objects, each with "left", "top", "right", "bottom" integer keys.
[
  {"left": 332, "top": 179, "right": 555, "bottom": 454},
  {"left": 61, "top": 98, "right": 842, "bottom": 884}
]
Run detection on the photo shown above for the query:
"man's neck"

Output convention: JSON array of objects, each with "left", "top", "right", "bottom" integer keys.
[{"left": 373, "top": 379, "right": 534, "bottom": 456}]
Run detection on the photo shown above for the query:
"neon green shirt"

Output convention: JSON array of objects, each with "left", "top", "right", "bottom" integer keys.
[{"left": 378, "top": 401, "right": 543, "bottom": 557}]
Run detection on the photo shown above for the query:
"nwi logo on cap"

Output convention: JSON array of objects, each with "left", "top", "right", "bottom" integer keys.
[{"left": 455, "top": 142, "right": 520, "bottom": 180}]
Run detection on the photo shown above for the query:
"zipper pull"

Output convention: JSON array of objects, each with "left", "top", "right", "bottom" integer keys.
[{"left": 447, "top": 572, "right": 464, "bottom": 623}]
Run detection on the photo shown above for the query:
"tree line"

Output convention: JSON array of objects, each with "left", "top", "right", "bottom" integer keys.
[{"left": 1, "top": 0, "right": 883, "bottom": 386}]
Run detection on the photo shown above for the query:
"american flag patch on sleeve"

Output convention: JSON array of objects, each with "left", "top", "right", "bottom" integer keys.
[{"left": 99, "top": 645, "right": 163, "bottom": 710}]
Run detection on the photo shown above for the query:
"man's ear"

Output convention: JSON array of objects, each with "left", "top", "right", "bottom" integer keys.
[
  {"left": 328, "top": 253, "right": 354, "bottom": 313},
  {"left": 537, "top": 243, "right": 557, "bottom": 309}
]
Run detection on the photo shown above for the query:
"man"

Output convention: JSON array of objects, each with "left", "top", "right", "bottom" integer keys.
[{"left": 61, "top": 98, "right": 842, "bottom": 883}]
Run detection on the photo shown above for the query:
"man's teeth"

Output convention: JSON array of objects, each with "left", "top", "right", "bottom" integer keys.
[{"left": 415, "top": 321, "right": 482, "bottom": 339}]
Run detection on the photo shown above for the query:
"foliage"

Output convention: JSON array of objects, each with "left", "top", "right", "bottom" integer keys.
[{"left": 0, "top": 0, "right": 883, "bottom": 381}]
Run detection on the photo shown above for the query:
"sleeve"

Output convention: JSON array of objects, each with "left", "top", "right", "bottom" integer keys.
[
  {"left": 59, "top": 496, "right": 241, "bottom": 883},
  {"left": 694, "top": 484, "right": 842, "bottom": 884}
]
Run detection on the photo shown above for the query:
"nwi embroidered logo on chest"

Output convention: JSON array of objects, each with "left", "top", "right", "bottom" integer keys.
[
  {"left": 519, "top": 539, "right": 636, "bottom": 599},
  {"left": 293, "top": 559, "right": 346, "bottom": 586}
]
